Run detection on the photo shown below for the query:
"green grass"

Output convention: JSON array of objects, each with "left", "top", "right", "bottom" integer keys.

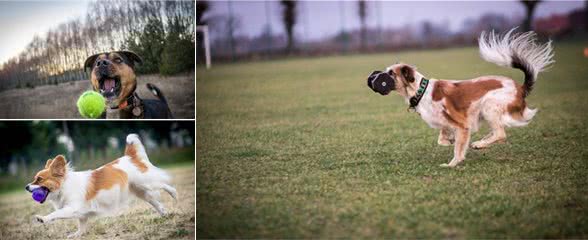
[{"left": 196, "top": 39, "right": 588, "bottom": 238}]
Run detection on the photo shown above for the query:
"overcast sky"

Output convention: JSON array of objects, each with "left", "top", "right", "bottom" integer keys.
[
  {"left": 203, "top": 0, "right": 585, "bottom": 41},
  {"left": 0, "top": 1, "right": 89, "bottom": 64}
]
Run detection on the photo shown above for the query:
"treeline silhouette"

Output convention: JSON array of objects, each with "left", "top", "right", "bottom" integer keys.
[
  {"left": 199, "top": 0, "right": 587, "bottom": 63},
  {"left": 0, "top": 1, "right": 195, "bottom": 92}
]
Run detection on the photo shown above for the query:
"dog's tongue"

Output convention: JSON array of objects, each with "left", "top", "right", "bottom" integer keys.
[{"left": 104, "top": 79, "right": 115, "bottom": 91}]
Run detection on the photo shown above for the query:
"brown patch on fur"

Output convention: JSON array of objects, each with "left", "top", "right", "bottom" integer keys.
[
  {"left": 30, "top": 155, "right": 67, "bottom": 192},
  {"left": 507, "top": 84, "right": 527, "bottom": 120},
  {"left": 433, "top": 79, "right": 503, "bottom": 128},
  {"left": 124, "top": 144, "right": 148, "bottom": 173},
  {"left": 400, "top": 65, "right": 415, "bottom": 82},
  {"left": 110, "top": 52, "right": 137, "bottom": 105},
  {"left": 390, "top": 64, "right": 417, "bottom": 97},
  {"left": 85, "top": 160, "right": 128, "bottom": 201}
]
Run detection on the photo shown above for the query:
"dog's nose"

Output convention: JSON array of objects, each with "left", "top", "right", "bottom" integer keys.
[
  {"left": 25, "top": 185, "right": 30, "bottom": 192},
  {"left": 96, "top": 59, "right": 110, "bottom": 67}
]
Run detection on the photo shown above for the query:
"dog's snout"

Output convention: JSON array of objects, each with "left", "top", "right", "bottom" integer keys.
[
  {"left": 96, "top": 59, "right": 110, "bottom": 67},
  {"left": 97, "top": 60, "right": 112, "bottom": 76},
  {"left": 25, "top": 184, "right": 31, "bottom": 192}
]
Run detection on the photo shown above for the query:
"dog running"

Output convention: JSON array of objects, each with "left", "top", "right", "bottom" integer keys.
[
  {"left": 367, "top": 28, "right": 554, "bottom": 167},
  {"left": 25, "top": 134, "right": 177, "bottom": 238}
]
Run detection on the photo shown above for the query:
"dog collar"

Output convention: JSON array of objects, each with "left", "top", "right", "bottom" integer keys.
[
  {"left": 409, "top": 78, "right": 430, "bottom": 110},
  {"left": 113, "top": 94, "right": 135, "bottom": 109}
]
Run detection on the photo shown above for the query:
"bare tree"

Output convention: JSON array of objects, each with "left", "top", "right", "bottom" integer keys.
[
  {"left": 197, "top": 1, "right": 210, "bottom": 63},
  {"left": 197, "top": 0, "right": 209, "bottom": 26},
  {"left": 280, "top": 0, "right": 297, "bottom": 53},
  {"left": 520, "top": 0, "right": 541, "bottom": 32},
  {"left": 358, "top": 0, "right": 367, "bottom": 50},
  {"left": 0, "top": 0, "right": 195, "bottom": 90}
]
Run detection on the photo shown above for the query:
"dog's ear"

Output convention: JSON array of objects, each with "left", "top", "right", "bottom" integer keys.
[
  {"left": 400, "top": 65, "right": 415, "bottom": 83},
  {"left": 50, "top": 155, "right": 66, "bottom": 177},
  {"left": 45, "top": 159, "right": 53, "bottom": 169},
  {"left": 84, "top": 54, "right": 100, "bottom": 73},
  {"left": 117, "top": 51, "right": 143, "bottom": 69}
]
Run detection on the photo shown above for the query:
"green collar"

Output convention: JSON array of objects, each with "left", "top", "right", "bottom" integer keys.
[{"left": 409, "top": 78, "right": 430, "bottom": 110}]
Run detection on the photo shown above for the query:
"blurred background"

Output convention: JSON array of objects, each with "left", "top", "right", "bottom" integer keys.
[
  {"left": 196, "top": 0, "right": 587, "bottom": 63},
  {"left": 0, "top": 121, "right": 195, "bottom": 193}
]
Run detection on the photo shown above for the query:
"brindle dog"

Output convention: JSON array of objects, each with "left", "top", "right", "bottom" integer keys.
[{"left": 83, "top": 51, "right": 173, "bottom": 119}]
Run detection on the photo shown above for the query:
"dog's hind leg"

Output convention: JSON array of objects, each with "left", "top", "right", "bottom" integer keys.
[
  {"left": 471, "top": 118, "right": 506, "bottom": 149},
  {"left": 437, "top": 128, "right": 454, "bottom": 146},
  {"left": 162, "top": 184, "right": 177, "bottom": 200},
  {"left": 144, "top": 190, "right": 167, "bottom": 215},
  {"left": 130, "top": 184, "right": 168, "bottom": 215},
  {"left": 67, "top": 217, "right": 88, "bottom": 239}
]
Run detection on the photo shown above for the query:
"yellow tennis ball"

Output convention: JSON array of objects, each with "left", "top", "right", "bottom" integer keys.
[{"left": 77, "top": 91, "right": 105, "bottom": 118}]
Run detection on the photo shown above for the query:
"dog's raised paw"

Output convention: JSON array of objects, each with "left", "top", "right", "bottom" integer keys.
[
  {"left": 471, "top": 141, "right": 488, "bottom": 149},
  {"left": 67, "top": 231, "right": 83, "bottom": 239},
  {"left": 437, "top": 139, "right": 453, "bottom": 146},
  {"left": 34, "top": 215, "right": 45, "bottom": 223}
]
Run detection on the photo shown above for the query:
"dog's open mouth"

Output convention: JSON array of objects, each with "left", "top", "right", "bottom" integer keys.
[{"left": 99, "top": 77, "right": 121, "bottom": 101}]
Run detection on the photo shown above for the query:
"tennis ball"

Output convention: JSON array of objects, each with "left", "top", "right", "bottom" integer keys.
[{"left": 77, "top": 91, "right": 105, "bottom": 118}]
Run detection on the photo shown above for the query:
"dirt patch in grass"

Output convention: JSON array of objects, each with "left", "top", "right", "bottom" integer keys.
[{"left": 0, "top": 165, "right": 195, "bottom": 239}]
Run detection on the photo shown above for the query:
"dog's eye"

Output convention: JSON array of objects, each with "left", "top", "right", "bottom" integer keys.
[
  {"left": 114, "top": 58, "right": 123, "bottom": 63},
  {"left": 36, "top": 177, "right": 43, "bottom": 182}
]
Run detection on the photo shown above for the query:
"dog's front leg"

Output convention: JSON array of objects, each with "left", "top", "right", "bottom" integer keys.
[
  {"left": 34, "top": 206, "right": 79, "bottom": 223},
  {"left": 441, "top": 127, "right": 470, "bottom": 167}
]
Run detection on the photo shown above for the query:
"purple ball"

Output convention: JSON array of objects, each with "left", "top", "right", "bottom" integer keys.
[{"left": 32, "top": 187, "right": 49, "bottom": 203}]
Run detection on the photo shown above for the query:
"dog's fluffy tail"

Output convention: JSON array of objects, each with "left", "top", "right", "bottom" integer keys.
[
  {"left": 479, "top": 28, "right": 554, "bottom": 98},
  {"left": 125, "top": 133, "right": 172, "bottom": 184},
  {"left": 146, "top": 83, "right": 169, "bottom": 104}
]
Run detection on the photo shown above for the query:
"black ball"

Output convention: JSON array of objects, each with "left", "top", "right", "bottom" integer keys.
[{"left": 367, "top": 71, "right": 395, "bottom": 95}]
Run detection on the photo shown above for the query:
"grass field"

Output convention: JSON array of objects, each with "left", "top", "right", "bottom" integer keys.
[
  {"left": 0, "top": 73, "right": 195, "bottom": 119},
  {"left": 0, "top": 165, "right": 195, "bottom": 239},
  {"left": 196, "top": 39, "right": 588, "bottom": 238}
]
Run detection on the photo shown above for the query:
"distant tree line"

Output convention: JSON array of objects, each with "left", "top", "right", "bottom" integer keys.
[
  {"left": 202, "top": 0, "right": 587, "bottom": 63},
  {"left": 0, "top": 121, "right": 195, "bottom": 174},
  {"left": 0, "top": 0, "right": 194, "bottom": 92}
]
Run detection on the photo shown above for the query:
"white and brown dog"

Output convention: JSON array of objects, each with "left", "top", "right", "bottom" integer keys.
[
  {"left": 368, "top": 29, "right": 554, "bottom": 167},
  {"left": 25, "top": 134, "right": 177, "bottom": 238}
]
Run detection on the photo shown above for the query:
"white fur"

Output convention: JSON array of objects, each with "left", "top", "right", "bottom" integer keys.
[
  {"left": 30, "top": 134, "right": 177, "bottom": 238},
  {"left": 479, "top": 28, "right": 554, "bottom": 79}
]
